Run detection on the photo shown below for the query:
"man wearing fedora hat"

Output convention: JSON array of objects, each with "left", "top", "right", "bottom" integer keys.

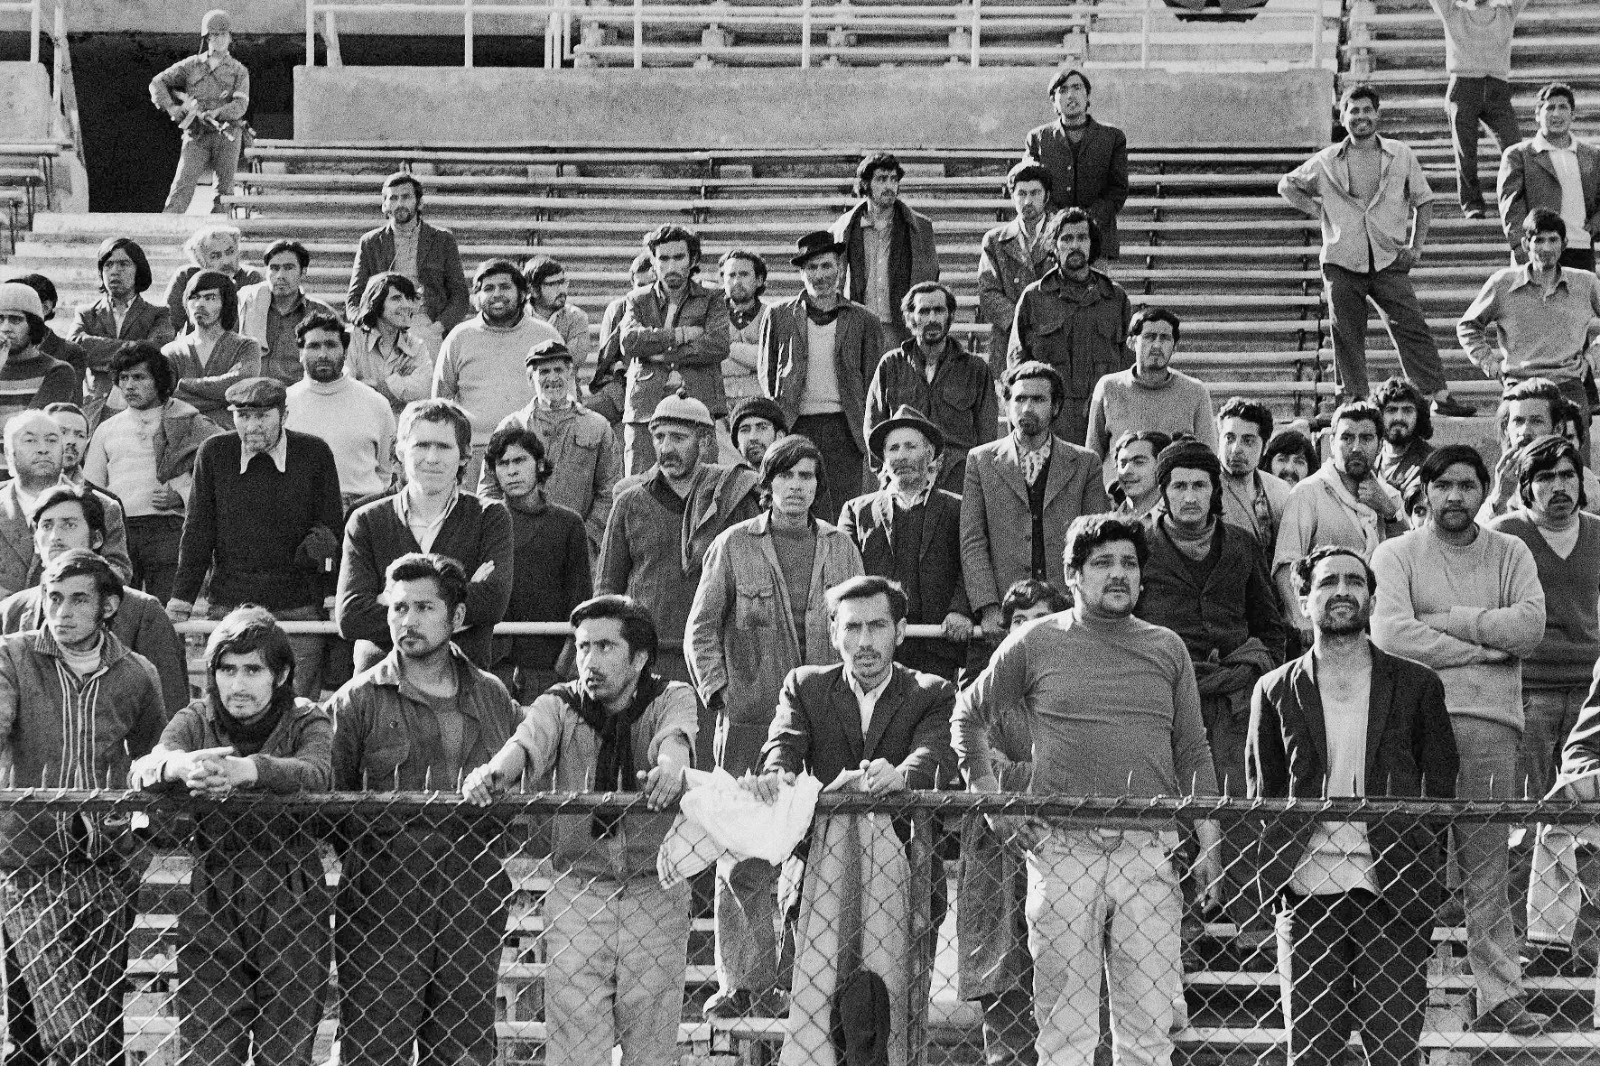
[
  {"left": 865, "top": 281, "right": 998, "bottom": 493},
  {"left": 168, "top": 375, "right": 344, "bottom": 697},
  {"left": 839, "top": 406, "right": 973, "bottom": 679},
  {"left": 150, "top": 9, "right": 251, "bottom": 214},
  {"left": 759, "top": 231, "right": 885, "bottom": 519},
  {"left": 477, "top": 337, "right": 622, "bottom": 557}
]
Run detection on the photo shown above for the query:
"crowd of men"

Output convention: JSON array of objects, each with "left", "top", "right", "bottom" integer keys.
[{"left": 3, "top": 31, "right": 1600, "bottom": 1066}]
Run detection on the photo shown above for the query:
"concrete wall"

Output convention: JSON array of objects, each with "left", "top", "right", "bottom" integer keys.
[
  {"left": 295, "top": 66, "right": 1334, "bottom": 149},
  {"left": 0, "top": 62, "right": 53, "bottom": 142}
]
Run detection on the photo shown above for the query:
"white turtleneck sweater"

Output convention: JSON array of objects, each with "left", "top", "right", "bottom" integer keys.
[{"left": 285, "top": 373, "right": 397, "bottom": 499}]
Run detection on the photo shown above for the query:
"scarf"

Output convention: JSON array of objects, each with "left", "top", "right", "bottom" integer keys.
[
  {"left": 802, "top": 294, "right": 844, "bottom": 327},
  {"left": 212, "top": 692, "right": 291, "bottom": 757},
  {"left": 1164, "top": 515, "right": 1216, "bottom": 562},
  {"left": 553, "top": 671, "right": 668, "bottom": 838}
]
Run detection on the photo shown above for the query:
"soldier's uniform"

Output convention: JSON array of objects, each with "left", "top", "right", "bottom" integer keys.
[{"left": 150, "top": 10, "right": 250, "bottom": 214}]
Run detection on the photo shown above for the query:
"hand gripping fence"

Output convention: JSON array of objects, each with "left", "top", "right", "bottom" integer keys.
[{"left": 1, "top": 789, "right": 1598, "bottom": 1066}]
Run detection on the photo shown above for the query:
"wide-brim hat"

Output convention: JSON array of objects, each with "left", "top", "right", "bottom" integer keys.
[
  {"left": 867, "top": 405, "right": 943, "bottom": 462},
  {"left": 790, "top": 230, "right": 849, "bottom": 267}
]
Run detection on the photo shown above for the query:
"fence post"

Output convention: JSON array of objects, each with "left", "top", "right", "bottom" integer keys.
[
  {"left": 465, "top": 0, "right": 475, "bottom": 66},
  {"left": 1309, "top": 0, "right": 1323, "bottom": 69},
  {"left": 633, "top": 0, "right": 643, "bottom": 68},
  {"left": 28, "top": 0, "right": 38, "bottom": 64},
  {"left": 1139, "top": 0, "right": 1151, "bottom": 69},
  {"left": 305, "top": 0, "right": 315, "bottom": 66},
  {"left": 800, "top": 0, "right": 811, "bottom": 68},
  {"left": 49, "top": 0, "right": 60, "bottom": 139}
]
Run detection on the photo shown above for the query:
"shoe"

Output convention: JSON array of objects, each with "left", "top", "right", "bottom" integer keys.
[
  {"left": 1463, "top": 205, "right": 1489, "bottom": 220},
  {"left": 1433, "top": 395, "right": 1477, "bottom": 418},
  {"left": 1471, "top": 997, "right": 1550, "bottom": 1035},
  {"left": 702, "top": 989, "right": 751, "bottom": 1020}
]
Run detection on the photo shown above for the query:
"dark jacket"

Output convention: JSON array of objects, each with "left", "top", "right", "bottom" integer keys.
[
  {"left": 1247, "top": 647, "right": 1459, "bottom": 922},
  {"left": 1007, "top": 267, "right": 1132, "bottom": 441},
  {"left": 69, "top": 295, "right": 176, "bottom": 393},
  {"left": 1136, "top": 518, "right": 1286, "bottom": 664},
  {"left": 838, "top": 487, "right": 969, "bottom": 624},
  {"left": 337, "top": 490, "right": 514, "bottom": 667},
  {"left": 762, "top": 662, "right": 955, "bottom": 791},
  {"left": 1024, "top": 115, "right": 1131, "bottom": 258},
  {"left": 830, "top": 199, "right": 941, "bottom": 315},
  {"left": 864, "top": 339, "right": 998, "bottom": 474},
  {"left": 494, "top": 492, "right": 592, "bottom": 674},
  {"left": 1499, "top": 137, "right": 1600, "bottom": 258},
  {"left": 758, "top": 296, "right": 884, "bottom": 457},
  {"left": 619, "top": 279, "right": 732, "bottom": 421},
  {"left": 345, "top": 220, "right": 470, "bottom": 333},
  {"left": 977, "top": 216, "right": 1056, "bottom": 355}
]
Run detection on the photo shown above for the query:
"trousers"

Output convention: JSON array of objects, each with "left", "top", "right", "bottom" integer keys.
[
  {"left": 1446, "top": 76, "right": 1519, "bottom": 210},
  {"left": 1323, "top": 262, "right": 1446, "bottom": 400},
  {"left": 164, "top": 127, "right": 242, "bottom": 214}
]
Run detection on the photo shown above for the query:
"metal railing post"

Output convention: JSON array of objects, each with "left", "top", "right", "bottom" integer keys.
[
  {"left": 969, "top": 0, "right": 979, "bottom": 68},
  {"left": 1309, "top": 0, "right": 1323, "bottom": 69},
  {"left": 800, "top": 0, "right": 811, "bottom": 68},
  {"left": 305, "top": 0, "right": 315, "bottom": 65},
  {"left": 1139, "top": 0, "right": 1151, "bottom": 69},
  {"left": 633, "top": 0, "right": 643, "bottom": 68},
  {"left": 49, "top": 0, "right": 60, "bottom": 139},
  {"left": 28, "top": 0, "right": 37, "bottom": 65},
  {"left": 465, "top": 0, "right": 475, "bottom": 66}
]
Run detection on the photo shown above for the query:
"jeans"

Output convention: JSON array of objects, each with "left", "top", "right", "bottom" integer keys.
[
  {"left": 1277, "top": 890, "right": 1432, "bottom": 1066},
  {"left": 125, "top": 513, "right": 184, "bottom": 604},
  {"left": 1451, "top": 715, "right": 1525, "bottom": 1012},
  {"left": 1323, "top": 262, "right": 1446, "bottom": 400},
  {"left": 713, "top": 858, "right": 779, "bottom": 995},
  {"left": 1447, "top": 76, "right": 1519, "bottom": 210},
  {"left": 1520, "top": 686, "right": 1586, "bottom": 803},
  {"left": 1026, "top": 829, "right": 1183, "bottom": 1066}
]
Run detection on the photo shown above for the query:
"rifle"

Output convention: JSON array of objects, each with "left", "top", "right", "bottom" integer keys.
[{"left": 173, "top": 90, "right": 234, "bottom": 141}]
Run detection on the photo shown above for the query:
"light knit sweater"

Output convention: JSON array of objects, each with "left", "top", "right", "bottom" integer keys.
[
  {"left": 1085, "top": 367, "right": 1216, "bottom": 460},
  {"left": 432, "top": 313, "right": 562, "bottom": 445},
  {"left": 1370, "top": 526, "right": 1545, "bottom": 730},
  {"left": 285, "top": 373, "right": 397, "bottom": 499}
]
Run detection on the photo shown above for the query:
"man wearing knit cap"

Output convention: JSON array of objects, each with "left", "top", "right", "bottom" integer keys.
[
  {"left": 162, "top": 271, "right": 262, "bottom": 430},
  {"left": 432, "top": 258, "right": 562, "bottom": 490},
  {"left": 70, "top": 238, "right": 175, "bottom": 406},
  {"left": 839, "top": 405, "right": 973, "bottom": 679},
  {"left": 476, "top": 336, "right": 621, "bottom": 556},
  {"left": 150, "top": 9, "right": 250, "bottom": 214},
  {"left": 0, "top": 283, "right": 80, "bottom": 452},
  {"left": 169, "top": 375, "right": 345, "bottom": 697},
  {"left": 759, "top": 231, "right": 885, "bottom": 518},
  {"left": 727, "top": 395, "right": 787, "bottom": 470},
  {"left": 597, "top": 390, "right": 759, "bottom": 762},
  {"left": 1371, "top": 443, "right": 1549, "bottom": 1034},
  {"left": 284, "top": 312, "right": 396, "bottom": 508}
]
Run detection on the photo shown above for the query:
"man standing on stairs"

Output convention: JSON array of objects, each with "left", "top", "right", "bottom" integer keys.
[
  {"left": 346, "top": 172, "right": 472, "bottom": 354},
  {"left": 150, "top": 8, "right": 250, "bottom": 215},
  {"left": 1499, "top": 83, "right": 1600, "bottom": 271},
  {"left": 1024, "top": 68, "right": 1129, "bottom": 262},
  {"left": 978, "top": 161, "right": 1058, "bottom": 358},
  {"left": 1279, "top": 85, "right": 1476, "bottom": 419},
  {"left": 1429, "top": 0, "right": 1528, "bottom": 220},
  {"left": 830, "top": 152, "right": 941, "bottom": 348}
]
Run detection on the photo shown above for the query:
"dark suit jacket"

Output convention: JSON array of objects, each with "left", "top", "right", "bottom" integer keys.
[
  {"left": 977, "top": 217, "right": 1055, "bottom": 354},
  {"left": 345, "top": 219, "right": 470, "bottom": 333},
  {"left": 959, "top": 434, "right": 1108, "bottom": 613},
  {"left": 837, "top": 488, "right": 969, "bottom": 624},
  {"left": 1025, "top": 116, "right": 1131, "bottom": 259},
  {"left": 757, "top": 296, "right": 884, "bottom": 457},
  {"left": 762, "top": 662, "right": 955, "bottom": 791},
  {"left": 830, "top": 199, "right": 941, "bottom": 315},
  {"left": 1246, "top": 647, "right": 1459, "bottom": 922},
  {"left": 69, "top": 295, "right": 177, "bottom": 385},
  {"left": 1499, "top": 138, "right": 1600, "bottom": 257}
]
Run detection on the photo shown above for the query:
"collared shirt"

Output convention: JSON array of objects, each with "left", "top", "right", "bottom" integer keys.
[
  {"left": 264, "top": 291, "right": 311, "bottom": 384},
  {"left": 889, "top": 481, "right": 934, "bottom": 511},
  {"left": 861, "top": 211, "right": 894, "bottom": 322},
  {"left": 389, "top": 221, "right": 421, "bottom": 281},
  {"left": 1457, "top": 262, "right": 1600, "bottom": 382},
  {"left": 1282, "top": 136, "right": 1434, "bottom": 274},
  {"left": 845, "top": 666, "right": 894, "bottom": 737},
  {"left": 110, "top": 297, "right": 133, "bottom": 337},
  {"left": 238, "top": 431, "right": 289, "bottom": 475},
  {"left": 395, "top": 484, "right": 460, "bottom": 554},
  {"left": 1532, "top": 133, "right": 1593, "bottom": 250}
]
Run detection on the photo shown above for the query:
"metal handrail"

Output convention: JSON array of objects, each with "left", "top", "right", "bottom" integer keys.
[
  {"left": 172, "top": 620, "right": 958, "bottom": 639},
  {"left": 303, "top": 0, "right": 1337, "bottom": 70}
]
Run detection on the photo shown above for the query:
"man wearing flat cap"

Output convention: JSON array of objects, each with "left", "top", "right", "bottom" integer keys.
[
  {"left": 150, "top": 9, "right": 250, "bottom": 214},
  {"left": 598, "top": 390, "right": 760, "bottom": 763},
  {"left": 0, "top": 283, "right": 80, "bottom": 450},
  {"left": 728, "top": 395, "right": 787, "bottom": 470},
  {"left": 758, "top": 231, "right": 885, "bottom": 518},
  {"left": 865, "top": 280, "right": 998, "bottom": 493},
  {"left": 477, "top": 337, "right": 621, "bottom": 557},
  {"left": 169, "top": 375, "right": 345, "bottom": 697},
  {"left": 839, "top": 406, "right": 973, "bottom": 679},
  {"left": 162, "top": 270, "right": 262, "bottom": 430}
]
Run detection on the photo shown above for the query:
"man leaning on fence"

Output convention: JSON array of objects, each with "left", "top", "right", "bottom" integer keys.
[
  {"left": 131, "top": 605, "right": 333, "bottom": 1066},
  {"left": 0, "top": 549, "right": 166, "bottom": 1066},
  {"left": 329, "top": 552, "right": 518, "bottom": 1066},
  {"left": 467, "top": 594, "right": 697, "bottom": 1066},
  {"left": 954, "top": 513, "right": 1221, "bottom": 1066},
  {"left": 1248, "top": 545, "right": 1459, "bottom": 1066}
]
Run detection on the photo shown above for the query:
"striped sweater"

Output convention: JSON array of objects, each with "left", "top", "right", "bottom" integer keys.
[{"left": 0, "top": 346, "right": 81, "bottom": 448}]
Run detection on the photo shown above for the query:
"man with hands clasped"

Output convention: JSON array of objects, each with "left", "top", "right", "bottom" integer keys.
[{"left": 465, "top": 594, "right": 697, "bottom": 1066}]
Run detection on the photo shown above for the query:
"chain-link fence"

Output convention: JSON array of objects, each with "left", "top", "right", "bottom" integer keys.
[{"left": 4, "top": 790, "right": 1600, "bottom": 1066}]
